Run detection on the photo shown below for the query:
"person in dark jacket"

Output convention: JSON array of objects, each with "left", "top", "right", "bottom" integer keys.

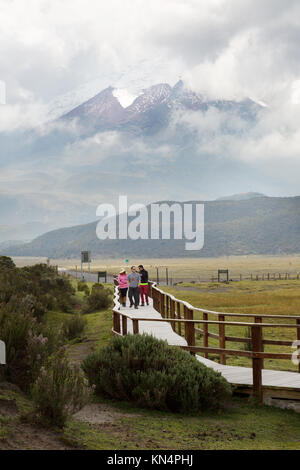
[{"left": 138, "top": 265, "right": 149, "bottom": 306}]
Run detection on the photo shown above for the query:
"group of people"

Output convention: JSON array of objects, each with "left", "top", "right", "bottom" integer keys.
[{"left": 117, "top": 265, "right": 149, "bottom": 309}]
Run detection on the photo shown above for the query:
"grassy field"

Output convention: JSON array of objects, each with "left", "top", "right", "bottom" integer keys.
[
  {"left": 11, "top": 254, "right": 300, "bottom": 282},
  {"left": 2, "top": 273, "right": 300, "bottom": 449},
  {"left": 161, "top": 279, "right": 300, "bottom": 371}
]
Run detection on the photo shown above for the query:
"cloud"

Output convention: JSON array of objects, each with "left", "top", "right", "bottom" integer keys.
[
  {"left": 1, "top": 0, "right": 300, "bottom": 111},
  {"left": 1, "top": 0, "right": 300, "bottom": 234}
]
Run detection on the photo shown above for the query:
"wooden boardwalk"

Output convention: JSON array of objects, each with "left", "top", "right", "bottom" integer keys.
[
  {"left": 119, "top": 299, "right": 186, "bottom": 346},
  {"left": 119, "top": 298, "right": 300, "bottom": 400}
]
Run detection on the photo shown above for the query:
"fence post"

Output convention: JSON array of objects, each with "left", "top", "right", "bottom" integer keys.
[
  {"left": 203, "top": 312, "right": 208, "bottom": 358},
  {"left": 219, "top": 314, "right": 226, "bottom": 365},
  {"left": 133, "top": 319, "right": 139, "bottom": 335},
  {"left": 170, "top": 299, "right": 176, "bottom": 332},
  {"left": 297, "top": 319, "right": 300, "bottom": 374},
  {"left": 177, "top": 302, "right": 182, "bottom": 336},
  {"left": 122, "top": 315, "right": 127, "bottom": 335},
  {"left": 251, "top": 324, "right": 263, "bottom": 403},
  {"left": 184, "top": 307, "right": 195, "bottom": 355},
  {"left": 113, "top": 311, "right": 121, "bottom": 334},
  {"left": 161, "top": 293, "right": 165, "bottom": 318},
  {"left": 255, "top": 316, "right": 264, "bottom": 369}
]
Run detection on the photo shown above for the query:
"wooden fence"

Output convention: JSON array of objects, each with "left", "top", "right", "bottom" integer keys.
[{"left": 112, "top": 279, "right": 300, "bottom": 402}]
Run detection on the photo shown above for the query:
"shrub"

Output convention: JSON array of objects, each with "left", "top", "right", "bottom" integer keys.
[
  {"left": 83, "top": 283, "right": 112, "bottom": 313},
  {"left": 77, "top": 280, "right": 90, "bottom": 295},
  {"left": 0, "top": 256, "right": 16, "bottom": 270},
  {"left": 32, "top": 349, "right": 90, "bottom": 427},
  {"left": 82, "top": 334, "right": 231, "bottom": 413},
  {"left": 0, "top": 302, "right": 64, "bottom": 391},
  {"left": 20, "top": 294, "right": 47, "bottom": 320},
  {"left": 0, "top": 262, "right": 75, "bottom": 316},
  {"left": 62, "top": 314, "right": 87, "bottom": 340}
]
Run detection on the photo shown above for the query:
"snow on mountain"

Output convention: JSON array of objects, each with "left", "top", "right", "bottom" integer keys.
[
  {"left": 125, "top": 83, "right": 172, "bottom": 116},
  {"left": 112, "top": 88, "right": 140, "bottom": 108}
]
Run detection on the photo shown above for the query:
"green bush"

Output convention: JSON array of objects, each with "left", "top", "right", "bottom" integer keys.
[
  {"left": 82, "top": 334, "right": 231, "bottom": 413},
  {"left": 32, "top": 349, "right": 90, "bottom": 428},
  {"left": 77, "top": 280, "right": 90, "bottom": 295},
  {"left": 83, "top": 283, "right": 112, "bottom": 313},
  {"left": 62, "top": 314, "right": 87, "bottom": 340},
  {"left": 0, "top": 302, "right": 64, "bottom": 391},
  {"left": 0, "top": 256, "right": 16, "bottom": 270},
  {"left": 0, "top": 260, "right": 76, "bottom": 317}
]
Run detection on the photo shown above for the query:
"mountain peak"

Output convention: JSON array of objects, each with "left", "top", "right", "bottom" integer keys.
[
  {"left": 124, "top": 83, "right": 172, "bottom": 118},
  {"left": 62, "top": 86, "right": 125, "bottom": 124}
]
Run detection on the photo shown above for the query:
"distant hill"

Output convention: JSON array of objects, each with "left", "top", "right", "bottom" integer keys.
[
  {"left": 3, "top": 196, "right": 300, "bottom": 259},
  {"left": 216, "top": 192, "right": 267, "bottom": 201}
]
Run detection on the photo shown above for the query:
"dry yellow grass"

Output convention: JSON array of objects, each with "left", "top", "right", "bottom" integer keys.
[{"left": 55, "top": 255, "right": 300, "bottom": 281}]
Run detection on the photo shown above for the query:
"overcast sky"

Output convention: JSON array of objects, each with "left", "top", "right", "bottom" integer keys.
[
  {"left": 0, "top": 0, "right": 300, "bottom": 235},
  {"left": 1, "top": 0, "right": 300, "bottom": 107}
]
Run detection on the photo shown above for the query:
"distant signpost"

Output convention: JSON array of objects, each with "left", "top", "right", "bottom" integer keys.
[
  {"left": 81, "top": 251, "right": 91, "bottom": 281},
  {"left": 218, "top": 269, "right": 229, "bottom": 283},
  {"left": 156, "top": 265, "right": 169, "bottom": 285},
  {"left": 98, "top": 271, "right": 107, "bottom": 283}
]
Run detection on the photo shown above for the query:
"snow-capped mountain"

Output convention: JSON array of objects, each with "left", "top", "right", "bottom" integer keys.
[{"left": 60, "top": 80, "right": 262, "bottom": 135}]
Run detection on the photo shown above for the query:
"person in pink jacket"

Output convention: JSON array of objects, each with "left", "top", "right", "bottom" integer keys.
[{"left": 117, "top": 268, "right": 128, "bottom": 307}]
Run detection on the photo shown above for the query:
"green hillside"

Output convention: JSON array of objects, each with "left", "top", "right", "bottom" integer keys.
[{"left": 3, "top": 196, "right": 300, "bottom": 258}]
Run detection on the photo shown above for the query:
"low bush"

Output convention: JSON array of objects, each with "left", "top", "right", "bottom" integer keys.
[
  {"left": 0, "top": 259, "right": 76, "bottom": 317},
  {"left": 77, "top": 281, "right": 90, "bottom": 296},
  {"left": 62, "top": 314, "right": 87, "bottom": 340},
  {"left": 0, "top": 256, "right": 16, "bottom": 270},
  {"left": 82, "top": 334, "right": 231, "bottom": 413},
  {"left": 32, "top": 349, "right": 90, "bottom": 428},
  {"left": 0, "top": 301, "right": 64, "bottom": 391},
  {"left": 83, "top": 283, "right": 112, "bottom": 313}
]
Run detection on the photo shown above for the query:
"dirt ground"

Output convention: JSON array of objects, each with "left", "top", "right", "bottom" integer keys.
[
  {"left": 74, "top": 403, "right": 139, "bottom": 425},
  {"left": 0, "top": 396, "right": 74, "bottom": 450}
]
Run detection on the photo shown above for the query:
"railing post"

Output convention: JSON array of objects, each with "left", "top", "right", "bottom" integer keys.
[
  {"left": 153, "top": 288, "right": 157, "bottom": 310},
  {"left": 184, "top": 306, "right": 195, "bottom": 355},
  {"left": 255, "top": 317, "right": 264, "bottom": 369},
  {"left": 219, "top": 314, "right": 226, "bottom": 365},
  {"left": 297, "top": 319, "right": 300, "bottom": 373},
  {"left": 203, "top": 312, "right": 208, "bottom": 358},
  {"left": 170, "top": 299, "right": 176, "bottom": 332},
  {"left": 251, "top": 324, "right": 263, "bottom": 403},
  {"left": 166, "top": 296, "right": 169, "bottom": 319},
  {"left": 177, "top": 302, "right": 182, "bottom": 336},
  {"left": 113, "top": 311, "right": 121, "bottom": 334},
  {"left": 122, "top": 315, "right": 127, "bottom": 335},
  {"left": 161, "top": 293, "right": 165, "bottom": 318},
  {"left": 133, "top": 319, "right": 139, "bottom": 335}
]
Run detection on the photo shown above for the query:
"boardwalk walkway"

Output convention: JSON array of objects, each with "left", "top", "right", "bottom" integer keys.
[{"left": 118, "top": 296, "right": 300, "bottom": 400}]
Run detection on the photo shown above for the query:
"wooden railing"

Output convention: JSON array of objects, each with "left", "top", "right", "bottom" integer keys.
[{"left": 112, "top": 278, "right": 300, "bottom": 402}]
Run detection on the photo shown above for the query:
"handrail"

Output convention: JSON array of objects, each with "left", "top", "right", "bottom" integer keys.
[
  {"left": 149, "top": 281, "right": 300, "bottom": 320},
  {"left": 112, "top": 277, "right": 300, "bottom": 402}
]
